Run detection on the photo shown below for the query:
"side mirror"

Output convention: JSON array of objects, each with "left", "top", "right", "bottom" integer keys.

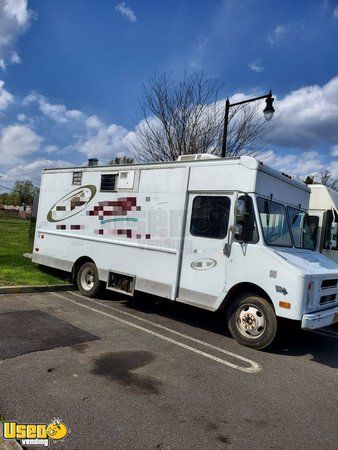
[
  {"left": 224, "top": 224, "right": 244, "bottom": 257},
  {"left": 236, "top": 199, "right": 246, "bottom": 220},
  {"left": 230, "top": 224, "right": 243, "bottom": 237}
]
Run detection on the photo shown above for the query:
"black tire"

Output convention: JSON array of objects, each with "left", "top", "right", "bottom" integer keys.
[
  {"left": 227, "top": 294, "right": 277, "bottom": 350},
  {"left": 77, "top": 261, "right": 102, "bottom": 297}
]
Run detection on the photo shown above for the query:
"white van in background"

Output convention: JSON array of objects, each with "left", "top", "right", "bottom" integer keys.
[
  {"left": 32, "top": 155, "right": 338, "bottom": 349},
  {"left": 308, "top": 184, "right": 338, "bottom": 264}
]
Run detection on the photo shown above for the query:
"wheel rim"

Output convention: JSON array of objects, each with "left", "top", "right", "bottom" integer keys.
[
  {"left": 236, "top": 304, "right": 266, "bottom": 339},
  {"left": 80, "top": 267, "right": 95, "bottom": 291}
]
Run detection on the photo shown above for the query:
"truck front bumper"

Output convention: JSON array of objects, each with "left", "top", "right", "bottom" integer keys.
[{"left": 301, "top": 305, "right": 338, "bottom": 330}]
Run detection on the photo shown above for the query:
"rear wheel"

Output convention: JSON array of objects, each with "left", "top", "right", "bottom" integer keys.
[
  {"left": 77, "top": 261, "right": 102, "bottom": 297},
  {"left": 227, "top": 294, "right": 277, "bottom": 350}
]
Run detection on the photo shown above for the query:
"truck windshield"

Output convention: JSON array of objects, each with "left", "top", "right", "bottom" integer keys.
[
  {"left": 287, "top": 207, "right": 315, "bottom": 250},
  {"left": 257, "top": 198, "right": 292, "bottom": 247}
]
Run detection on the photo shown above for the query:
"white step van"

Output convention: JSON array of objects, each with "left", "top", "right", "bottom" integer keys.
[
  {"left": 33, "top": 155, "right": 338, "bottom": 349},
  {"left": 308, "top": 184, "right": 338, "bottom": 264}
]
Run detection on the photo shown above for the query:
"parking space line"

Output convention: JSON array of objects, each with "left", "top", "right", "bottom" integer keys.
[
  {"left": 68, "top": 291, "right": 262, "bottom": 368},
  {"left": 52, "top": 292, "right": 261, "bottom": 374}
]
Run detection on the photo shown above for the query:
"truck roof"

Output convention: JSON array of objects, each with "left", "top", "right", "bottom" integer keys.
[
  {"left": 309, "top": 184, "right": 338, "bottom": 210},
  {"left": 43, "top": 155, "right": 309, "bottom": 193}
]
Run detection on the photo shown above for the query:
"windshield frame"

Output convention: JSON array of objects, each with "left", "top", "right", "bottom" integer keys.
[
  {"left": 256, "top": 196, "right": 293, "bottom": 248},
  {"left": 287, "top": 206, "right": 316, "bottom": 250}
]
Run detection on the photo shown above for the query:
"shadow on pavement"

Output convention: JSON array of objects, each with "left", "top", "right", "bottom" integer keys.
[{"left": 99, "top": 290, "right": 338, "bottom": 370}]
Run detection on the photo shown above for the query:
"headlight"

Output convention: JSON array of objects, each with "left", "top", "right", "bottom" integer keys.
[{"left": 307, "top": 281, "right": 314, "bottom": 306}]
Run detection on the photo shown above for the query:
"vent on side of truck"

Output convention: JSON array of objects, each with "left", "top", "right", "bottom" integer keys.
[
  {"left": 107, "top": 271, "right": 135, "bottom": 296},
  {"left": 100, "top": 174, "right": 118, "bottom": 192},
  {"left": 72, "top": 171, "right": 83, "bottom": 185}
]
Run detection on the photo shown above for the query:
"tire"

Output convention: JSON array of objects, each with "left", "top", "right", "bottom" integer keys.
[
  {"left": 227, "top": 294, "right": 277, "bottom": 350},
  {"left": 77, "top": 261, "right": 102, "bottom": 297}
]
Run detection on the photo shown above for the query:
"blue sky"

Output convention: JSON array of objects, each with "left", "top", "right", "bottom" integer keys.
[{"left": 0, "top": 0, "right": 338, "bottom": 188}]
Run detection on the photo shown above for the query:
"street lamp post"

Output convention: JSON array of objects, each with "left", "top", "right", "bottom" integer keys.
[{"left": 221, "top": 90, "right": 275, "bottom": 158}]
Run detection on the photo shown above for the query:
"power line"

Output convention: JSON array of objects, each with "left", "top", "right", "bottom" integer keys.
[{"left": 0, "top": 184, "right": 14, "bottom": 192}]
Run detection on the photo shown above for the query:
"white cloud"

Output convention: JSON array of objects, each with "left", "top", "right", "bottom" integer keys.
[
  {"left": 0, "top": 124, "right": 43, "bottom": 166},
  {"left": 24, "top": 93, "right": 83, "bottom": 123},
  {"left": 262, "top": 149, "right": 338, "bottom": 182},
  {"left": 22, "top": 93, "right": 134, "bottom": 163},
  {"left": 0, "top": 0, "right": 33, "bottom": 69},
  {"left": 267, "top": 24, "right": 287, "bottom": 45},
  {"left": 333, "top": 6, "right": 338, "bottom": 18},
  {"left": 115, "top": 2, "right": 137, "bottom": 23},
  {"left": 0, "top": 79, "right": 13, "bottom": 110},
  {"left": 331, "top": 145, "right": 338, "bottom": 156},
  {"left": 2, "top": 75, "right": 338, "bottom": 184},
  {"left": 79, "top": 121, "right": 131, "bottom": 160},
  {"left": 17, "top": 112, "right": 26, "bottom": 121},
  {"left": 262, "top": 150, "right": 326, "bottom": 180},
  {"left": 268, "top": 77, "right": 338, "bottom": 148},
  {"left": 1, "top": 158, "right": 73, "bottom": 186},
  {"left": 44, "top": 145, "right": 59, "bottom": 154},
  {"left": 248, "top": 60, "right": 264, "bottom": 72},
  {"left": 85, "top": 115, "right": 102, "bottom": 129},
  {"left": 10, "top": 50, "right": 20, "bottom": 63}
]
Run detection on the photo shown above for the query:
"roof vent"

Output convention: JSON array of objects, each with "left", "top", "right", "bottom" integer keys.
[
  {"left": 88, "top": 158, "right": 98, "bottom": 166},
  {"left": 177, "top": 154, "right": 220, "bottom": 162}
]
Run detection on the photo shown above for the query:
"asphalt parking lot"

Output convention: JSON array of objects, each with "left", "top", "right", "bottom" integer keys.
[{"left": 0, "top": 291, "right": 337, "bottom": 449}]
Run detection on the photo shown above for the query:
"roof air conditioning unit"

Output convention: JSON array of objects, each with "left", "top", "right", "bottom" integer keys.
[{"left": 177, "top": 154, "right": 220, "bottom": 162}]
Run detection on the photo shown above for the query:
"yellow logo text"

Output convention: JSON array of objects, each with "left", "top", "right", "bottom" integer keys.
[{"left": 3, "top": 419, "right": 68, "bottom": 447}]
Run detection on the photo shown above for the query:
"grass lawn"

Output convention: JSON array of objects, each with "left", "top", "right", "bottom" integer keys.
[{"left": 0, "top": 213, "right": 70, "bottom": 286}]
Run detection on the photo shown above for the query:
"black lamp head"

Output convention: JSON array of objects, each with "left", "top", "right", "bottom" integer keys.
[{"left": 263, "top": 91, "right": 275, "bottom": 121}]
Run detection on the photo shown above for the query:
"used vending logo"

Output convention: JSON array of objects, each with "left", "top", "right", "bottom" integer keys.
[{"left": 2, "top": 418, "right": 68, "bottom": 447}]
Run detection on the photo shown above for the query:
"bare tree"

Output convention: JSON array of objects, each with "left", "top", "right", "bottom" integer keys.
[
  {"left": 131, "top": 72, "right": 269, "bottom": 162},
  {"left": 109, "top": 156, "right": 134, "bottom": 165},
  {"left": 321, "top": 169, "right": 337, "bottom": 189},
  {"left": 303, "top": 174, "right": 315, "bottom": 185}
]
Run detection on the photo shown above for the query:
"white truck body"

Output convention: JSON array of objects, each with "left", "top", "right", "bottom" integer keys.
[
  {"left": 32, "top": 156, "right": 338, "bottom": 346},
  {"left": 308, "top": 184, "right": 338, "bottom": 264}
]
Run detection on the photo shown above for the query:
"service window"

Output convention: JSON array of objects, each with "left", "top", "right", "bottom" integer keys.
[
  {"left": 190, "top": 196, "right": 230, "bottom": 239},
  {"left": 100, "top": 174, "right": 118, "bottom": 192},
  {"left": 72, "top": 171, "right": 82, "bottom": 185}
]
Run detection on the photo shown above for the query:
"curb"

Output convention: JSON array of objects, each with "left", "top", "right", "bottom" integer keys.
[
  {"left": 0, "top": 284, "right": 76, "bottom": 295},
  {"left": 0, "top": 424, "right": 23, "bottom": 449}
]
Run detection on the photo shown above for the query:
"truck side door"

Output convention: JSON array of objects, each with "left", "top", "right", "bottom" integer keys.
[{"left": 177, "top": 193, "right": 233, "bottom": 309}]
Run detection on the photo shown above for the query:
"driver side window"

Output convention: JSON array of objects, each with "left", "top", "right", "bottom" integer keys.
[{"left": 190, "top": 196, "right": 231, "bottom": 239}]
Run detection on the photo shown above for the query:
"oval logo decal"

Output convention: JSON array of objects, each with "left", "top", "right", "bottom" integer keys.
[
  {"left": 47, "top": 185, "right": 97, "bottom": 223},
  {"left": 191, "top": 258, "right": 217, "bottom": 271}
]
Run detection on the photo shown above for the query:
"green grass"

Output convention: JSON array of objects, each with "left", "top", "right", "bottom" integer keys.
[{"left": 0, "top": 213, "right": 70, "bottom": 286}]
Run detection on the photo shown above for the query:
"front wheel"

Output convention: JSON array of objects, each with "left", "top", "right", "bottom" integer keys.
[
  {"left": 227, "top": 294, "right": 277, "bottom": 350},
  {"left": 77, "top": 261, "right": 102, "bottom": 297}
]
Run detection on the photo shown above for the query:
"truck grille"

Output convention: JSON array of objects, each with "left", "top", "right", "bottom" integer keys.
[
  {"left": 316, "top": 278, "right": 338, "bottom": 308},
  {"left": 319, "top": 294, "right": 336, "bottom": 305},
  {"left": 321, "top": 279, "right": 338, "bottom": 289}
]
